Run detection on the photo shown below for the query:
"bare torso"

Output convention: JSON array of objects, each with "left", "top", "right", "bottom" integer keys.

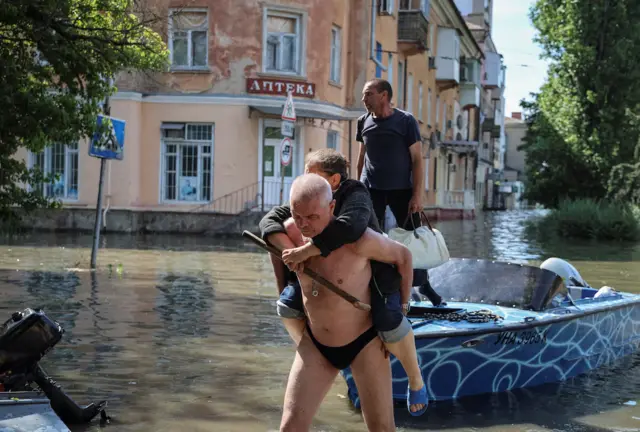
[{"left": 295, "top": 238, "right": 373, "bottom": 347}]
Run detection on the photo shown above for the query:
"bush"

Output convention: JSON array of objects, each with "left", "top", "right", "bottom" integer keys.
[{"left": 526, "top": 199, "right": 640, "bottom": 241}]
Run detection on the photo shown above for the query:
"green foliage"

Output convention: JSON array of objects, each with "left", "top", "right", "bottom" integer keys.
[
  {"left": 520, "top": 0, "right": 640, "bottom": 208},
  {"left": 607, "top": 142, "right": 640, "bottom": 205},
  {"left": 0, "top": 0, "right": 168, "bottom": 226},
  {"left": 526, "top": 198, "right": 640, "bottom": 241}
]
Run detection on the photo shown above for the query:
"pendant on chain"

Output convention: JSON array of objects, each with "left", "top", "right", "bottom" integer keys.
[{"left": 312, "top": 281, "right": 319, "bottom": 297}]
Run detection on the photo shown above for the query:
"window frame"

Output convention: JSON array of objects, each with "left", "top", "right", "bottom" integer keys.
[
  {"left": 262, "top": 6, "right": 307, "bottom": 77},
  {"left": 329, "top": 25, "right": 342, "bottom": 84},
  {"left": 418, "top": 81, "right": 423, "bottom": 121},
  {"left": 168, "top": 8, "right": 210, "bottom": 71},
  {"left": 160, "top": 123, "right": 215, "bottom": 204},
  {"left": 327, "top": 130, "right": 339, "bottom": 150},
  {"left": 29, "top": 143, "right": 79, "bottom": 202}
]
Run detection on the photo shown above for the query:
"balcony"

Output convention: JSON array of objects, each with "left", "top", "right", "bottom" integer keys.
[
  {"left": 490, "top": 85, "right": 503, "bottom": 100},
  {"left": 482, "top": 117, "right": 495, "bottom": 132},
  {"left": 435, "top": 27, "right": 460, "bottom": 90},
  {"left": 482, "top": 51, "right": 502, "bottom": 89},
  {"left": 397, "top": 10, "right": 429, "bottom": 55},
  {"left": 491, "top": 124, "right": 501, "bottom": 138},
  {"left": 436, "top": 190, "right": 475, "bottom": 210},
  {"left": 459, "top": 58, "right": 481, "bottom": 108},
  {"left": 460, "top": 82, "right": 480, "bottom": 108},
  {"left": 490, "top": 64, "right": 506, "bottom": 99}
]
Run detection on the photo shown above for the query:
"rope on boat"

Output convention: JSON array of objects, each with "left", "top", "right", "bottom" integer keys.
[{"left": 412, "top": 309, "right": 504, "bottom": 324}]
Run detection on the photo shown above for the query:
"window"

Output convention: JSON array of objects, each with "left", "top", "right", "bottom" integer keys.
[
  {"left": 264, "top": 9, "right": 304, "bottom": 75},
  {"left": 418, "top": 82, "right": 423, "bottom": 121},
  {"left": 420, "top": 0, "right": 430, "bottom": 16},
  {"left": 397, "top": 61, "right": 404, "bottom": 109},
  {"left": 380, "top": 0, "right": 395, "bottom": 14},
  {"left": 427, "top": 88, "right": 432, "bottom": 126},
  {"left": 330, "top": 26, "right": 341, "bottom": 83},
  {"left": 161, "top": 123, "right": 214, "bottom": 203},
  {"left": 375, "top": 42, "right": 383, "bottom": 78},
  {"left": 424, "top": 155, "right": 430, "bottom": 190},
  {"left": 407, "top": 73, "right": 414, "bottom": 113},
  {"left": 387, "top": 53, "right": 394, "bottom": 90},
  {"left": 327, "top": 130, "right": 338, "bottom": 150},
  {"left": 435, "top": 95, "right": 440, "bottom": 126},
  {"left": 169, "top": 10, "right": 208, "bottom": 69},
  {"left": 30, "top": 143, "right": 79, "bottom": 200}
]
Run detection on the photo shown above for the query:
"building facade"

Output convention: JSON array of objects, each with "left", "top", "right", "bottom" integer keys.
[
  {"left": 14, "top": 0, "right": 498, "bottom": 233},
  {"left": 453, "top": 0, "right": 507, "bottom": 210},
  {"left": 502, "top": 112, "right": 528, "bottom": 209}
]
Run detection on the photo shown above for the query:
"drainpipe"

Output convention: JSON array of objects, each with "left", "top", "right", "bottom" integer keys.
[
  {"left": 403, "top": 58, "right": 408, "bottom": 110},
  {"left": 370, "top": 0, "right": 387, "bottom": 72},
  {"left": 348, "top": 121, "right": 353, "bottom": 178},
  {"left": 102, "top": 160, "right": 111, "bottom": 229}
]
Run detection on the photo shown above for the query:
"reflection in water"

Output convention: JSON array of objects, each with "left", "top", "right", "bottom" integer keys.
[
  {"left": 154, "top": 273, "right": 215, "bottom": 340},
  {"left": 0, "top": 211, "right": 638, "bottom": 431}
]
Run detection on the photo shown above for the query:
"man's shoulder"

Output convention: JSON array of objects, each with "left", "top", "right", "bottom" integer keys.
[
  {"left": 357, "top": 112, "right": 372, "bottom": 122},
  {"left": 392, "top": 108, "right": 418, "bottom": 123}
]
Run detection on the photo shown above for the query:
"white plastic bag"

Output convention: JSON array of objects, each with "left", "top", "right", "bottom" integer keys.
[{"left": 387, "top": 211, "right": 450, "bottom": 270}]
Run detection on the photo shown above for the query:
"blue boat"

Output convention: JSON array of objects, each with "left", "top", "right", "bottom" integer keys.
[{"left": 341, "top": 257, "right": 640, "bottom": 409}]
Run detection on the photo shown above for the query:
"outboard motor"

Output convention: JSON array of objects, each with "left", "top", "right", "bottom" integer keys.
[
  {"left": 0, "top": 308, "right": 108, "bottom": 425},
  {"left": 540, "top": 257, "right": 589, "bottom": 287}
]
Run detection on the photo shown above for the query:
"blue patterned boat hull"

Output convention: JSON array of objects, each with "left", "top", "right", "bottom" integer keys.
[{"left": 341, "top": 297, "right": 640, "bottom": 409}]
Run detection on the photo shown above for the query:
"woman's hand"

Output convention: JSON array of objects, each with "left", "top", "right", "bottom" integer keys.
[{"left": 282, "top": 244, "right": 314, "bottom": 272}]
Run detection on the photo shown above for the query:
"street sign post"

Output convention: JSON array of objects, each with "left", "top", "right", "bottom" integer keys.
[
  {"left": 281, "top": 120, "right": 294, "bottom": 137},
  {"left": 280, "top": 137, "right": 293, "bottom": 166},
  {"left": 89, "top": 105, "right": 126, "bottom": 269},
  {"left": 89, "top": 115, "right": 125, "bottom": 160},
  {"left": 282, "top": 91, "right": 296, "bottom": 121},
  {"left": 280, "top": 92, "right": 296, "bottom": 204}
]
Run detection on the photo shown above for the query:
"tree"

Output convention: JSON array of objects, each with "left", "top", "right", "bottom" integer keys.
[
  {"left": 0, "top": 0, "right": 168, "bottom": 225},
  {"left": 607, "top": 141, "right": 640, "bottom": 205},
  {"left": 521, "top": 0, "right": 640, "bottom": 208}
]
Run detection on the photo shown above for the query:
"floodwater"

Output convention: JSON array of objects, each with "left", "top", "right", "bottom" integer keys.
[{"left": 0, "top": 209, "right": 639, "bottom": 432}]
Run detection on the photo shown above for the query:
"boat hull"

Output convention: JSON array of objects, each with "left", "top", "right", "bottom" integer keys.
[{"left": 341, "top": 300, "right": 640, "bottom": 408}]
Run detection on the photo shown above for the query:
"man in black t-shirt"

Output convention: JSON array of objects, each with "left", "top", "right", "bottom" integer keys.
[{"left": 356, "top": 78, "right": 443, "bottom": 306}]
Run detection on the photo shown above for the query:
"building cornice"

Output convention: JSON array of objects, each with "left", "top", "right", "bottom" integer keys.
[{"left": 111, "top": 91, "right": 366, "bottom": 120}]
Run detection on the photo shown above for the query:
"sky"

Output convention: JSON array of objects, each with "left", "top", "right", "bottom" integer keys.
[{"left": 490, "top": 0, "right": 549, "bottom": 117}]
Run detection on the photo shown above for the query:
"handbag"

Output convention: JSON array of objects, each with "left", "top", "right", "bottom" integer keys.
[{"left": 387, "top": 211, "right": 450, "bottom": 270}]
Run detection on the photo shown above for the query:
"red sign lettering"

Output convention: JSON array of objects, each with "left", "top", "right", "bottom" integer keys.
[{"left": 246, "top": 78, "right": 315, "bottom": 98}]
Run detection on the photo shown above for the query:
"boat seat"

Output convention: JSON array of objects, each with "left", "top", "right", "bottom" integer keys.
[{"left": 567, "top": 286, "right": 599, "bottom": 299}]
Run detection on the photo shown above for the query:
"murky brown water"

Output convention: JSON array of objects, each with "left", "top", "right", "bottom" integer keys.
[{"left": 1, "top": 210, "right": 639, "bottom": 432}]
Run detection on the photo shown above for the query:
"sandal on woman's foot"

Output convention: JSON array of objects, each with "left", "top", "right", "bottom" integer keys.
[{"left": 407, "top": 384, "right": 428, "bottom": 416}]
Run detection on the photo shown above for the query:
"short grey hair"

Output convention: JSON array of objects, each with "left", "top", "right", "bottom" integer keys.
[{"left": 290, "top": 173, "right": 332, "bottom": 206}]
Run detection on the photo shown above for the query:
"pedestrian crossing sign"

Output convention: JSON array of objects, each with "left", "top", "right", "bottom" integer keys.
[{"left": 281, "top": 91, "right": 296, "bottom": 122}]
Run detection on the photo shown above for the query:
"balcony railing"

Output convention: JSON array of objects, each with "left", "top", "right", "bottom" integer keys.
[
  {"left": 397, "top": 10, "right": 429, "bottom": 52},
  {"left": 436, "top": 190, "right": 475, "bottom": 210}
]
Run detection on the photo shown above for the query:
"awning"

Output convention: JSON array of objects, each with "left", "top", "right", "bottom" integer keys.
[
  {"left": 441, "top": 140, "right": 479, "bottom": 153},
  {"left": 249, "top": 105, "right": 361, "bottom": 121}
]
